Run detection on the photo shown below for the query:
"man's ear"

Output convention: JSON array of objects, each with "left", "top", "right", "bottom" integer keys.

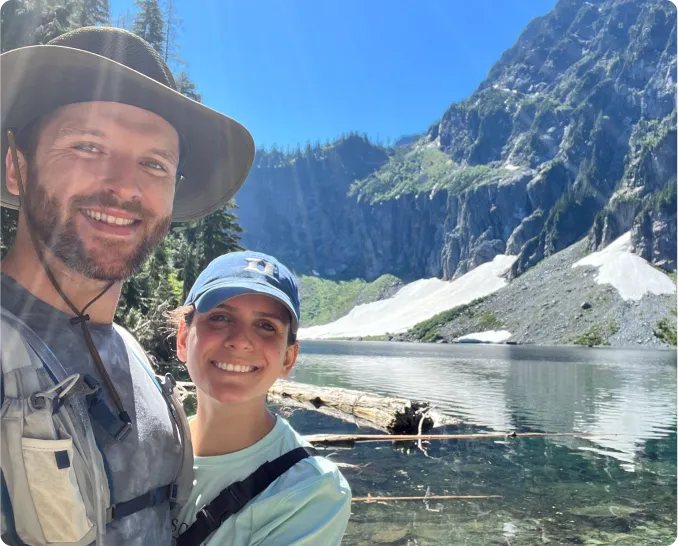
[
  {"left": 280, "top": 341, "right": 300, "bottom": 379},
  {"left": 5, "top": 145, "right": 27, "bottom": 197},
  {"left": 176, "top": 320, "right": 189, "bottom": 362}
]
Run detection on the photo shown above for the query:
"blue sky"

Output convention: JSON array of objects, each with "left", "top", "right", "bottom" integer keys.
[{"left": 111, "top": 0, "right": 557, "bottom": 149}]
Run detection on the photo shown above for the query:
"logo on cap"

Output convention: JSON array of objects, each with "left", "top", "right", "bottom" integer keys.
[{"left": 244, "top": 258, "right": 278, "bottom": 279}]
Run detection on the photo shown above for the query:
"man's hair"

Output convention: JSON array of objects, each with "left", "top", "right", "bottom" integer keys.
[{"left": 167, "top": 305, "right": 298, "bottom": 346}]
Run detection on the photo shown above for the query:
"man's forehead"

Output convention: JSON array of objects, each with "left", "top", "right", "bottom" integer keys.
[{"left": 50, "top": 102, "right": 178, "bottom": 142}]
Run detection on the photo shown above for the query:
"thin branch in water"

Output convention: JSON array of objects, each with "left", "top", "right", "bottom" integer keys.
[
  {"left": 353, "top": 494, "right": 503, "bottom": 502},
  {"left": 307, "top": 431, "right": 616, "bottom": 446}
]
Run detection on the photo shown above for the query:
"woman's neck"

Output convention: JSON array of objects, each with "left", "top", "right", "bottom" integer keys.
[{"left": 190, "top": 393, "right": 277, "bottom": 457}]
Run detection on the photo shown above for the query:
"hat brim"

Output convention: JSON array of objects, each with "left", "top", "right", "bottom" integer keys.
[
  {"left": 1, "top": 45, "right": 255, "bottom": 222},
  {"left": 193, "top": 281, "right": 299, "bottom": 334}
]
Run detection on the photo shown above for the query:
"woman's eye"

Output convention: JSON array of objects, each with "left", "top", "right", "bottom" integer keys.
[
  {"left": 258, "top": 322, "right": 277, "bottom": 332},
  {"left": 208, "top": 314, "right": 229, "bottom": 323}
]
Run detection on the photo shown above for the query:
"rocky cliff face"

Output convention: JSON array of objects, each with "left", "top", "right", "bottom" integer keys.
[{"left": 236, "top": 0, "right": 676, "bottom": 281}]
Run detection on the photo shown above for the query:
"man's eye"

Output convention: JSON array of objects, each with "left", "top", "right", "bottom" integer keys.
[
  {"left": 142, "top": 160, "right": 168, "bottom": 172},
  {"left": 74, "top": 143, "right": 101, "bottom": 153}
]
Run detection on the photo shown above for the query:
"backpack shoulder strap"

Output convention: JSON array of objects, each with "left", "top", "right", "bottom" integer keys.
[
  {"left": 0, "top": 308, "right": 49, "bottom": 400},
  {"left": 176, "top": 447, "right": 315, "bottom": 546},
  {"left": 113, "top": 324, "right": 194, "bottom": 508}
]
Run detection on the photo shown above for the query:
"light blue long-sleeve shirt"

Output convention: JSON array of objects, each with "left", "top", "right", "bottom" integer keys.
[{"left": 172, "top": 416, "right": 352, "bottom": 545}]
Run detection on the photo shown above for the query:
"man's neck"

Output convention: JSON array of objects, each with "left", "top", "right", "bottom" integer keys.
[
  {"left": 190, "top": 393, "right": 276, "bottom": 457},
  {"left": 2, "top": 234, "right": 122, "bottom": 324}
]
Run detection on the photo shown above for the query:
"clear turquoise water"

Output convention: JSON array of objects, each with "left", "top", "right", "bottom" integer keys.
[{"left": 282, "top": 342, "right": 677, "bottom": 545}]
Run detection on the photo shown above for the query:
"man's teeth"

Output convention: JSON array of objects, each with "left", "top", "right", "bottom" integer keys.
[
  {"left": 214, "top": 362, "right": 256, "bottom": 373},
  {"left": 84, "top": 209, "right": 135, "bottom": 226}
]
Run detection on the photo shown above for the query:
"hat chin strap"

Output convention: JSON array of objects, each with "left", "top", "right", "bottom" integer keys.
[{"left": 6, "top": 129, "right": 133, "bottom": 437}]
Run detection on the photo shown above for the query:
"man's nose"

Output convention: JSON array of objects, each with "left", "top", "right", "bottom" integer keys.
[{"left": 100, "top": 154, "right": 142, "bottom": 202}]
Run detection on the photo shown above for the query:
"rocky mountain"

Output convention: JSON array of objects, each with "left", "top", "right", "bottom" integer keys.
[{"left": 235, "top": 0, "right": 676, "bottom": 282}]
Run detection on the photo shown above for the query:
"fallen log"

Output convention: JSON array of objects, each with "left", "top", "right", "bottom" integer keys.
[
  {"left": 268, "top": 379, "right": 459, "bottom": 434},
  {"left": 175, "top": 379, "right": 460, "bottom": 433}
]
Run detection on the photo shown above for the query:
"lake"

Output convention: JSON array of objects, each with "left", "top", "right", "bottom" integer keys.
[{"left": 282, "top": 341, "right": 677, "bottom": 545}]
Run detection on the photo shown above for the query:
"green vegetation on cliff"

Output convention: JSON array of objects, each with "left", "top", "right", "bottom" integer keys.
[
  {"left": 654, "top": 316, "right": 677, "bottom": 346},
  {"left": 299, "top": 274, "right": 401, "bottom": 327},
  {"left": 350, "top": 143, "right": 516, "bottom": 204},
  {"left": 408, "top": 298, "right": 487, "bottom": 342}
]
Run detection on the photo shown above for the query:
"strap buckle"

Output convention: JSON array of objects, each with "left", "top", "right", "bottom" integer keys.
[
  {"left": 169, "top": 483, "right": 179, "bottom": 506},
  {"left": 220, "top": 480, "right": 248, "bottom": 520},
  {"left": 196, "top": 506, "right": 218, "bottom": 529},
  {"left": 115, "top": 412, "right": 133, "bottom": 441},
  {"left": 162, "top": 373, "right": 177, "bottom": 394},
  {"left": 106, "top": 505, "right": 115, "bottom": 524}
]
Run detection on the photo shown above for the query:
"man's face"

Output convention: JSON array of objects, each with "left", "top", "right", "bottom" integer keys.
[{"left": 8, "top": 101, "right": 180, "bottom": 281}]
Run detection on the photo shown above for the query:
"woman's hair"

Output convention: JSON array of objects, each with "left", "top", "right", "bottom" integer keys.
[{"left": 167, "top": 305, "right": 298, "bottom": 345}]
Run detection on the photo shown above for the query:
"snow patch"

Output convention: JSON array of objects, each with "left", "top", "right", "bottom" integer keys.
[
  {"left": 572, "top": 232, "right": 675, "bottom": 301},
  {"left": 456, "top": 330, "right": 512, "bottom": 344},
  {"left": 298, "top": 255, "right": 517, "bottom": 340},
  {"left": 503, "top": 163, "right": 520, "bottom": 171}
]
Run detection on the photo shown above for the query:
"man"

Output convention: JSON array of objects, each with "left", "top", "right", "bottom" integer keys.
[{"left": 0, "top": 27, "right": 254, "bottom": 545}]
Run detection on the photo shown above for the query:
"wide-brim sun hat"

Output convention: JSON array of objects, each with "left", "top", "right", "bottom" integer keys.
[{"left": 0, "top": 26, "right": 255, "bottom": 222}]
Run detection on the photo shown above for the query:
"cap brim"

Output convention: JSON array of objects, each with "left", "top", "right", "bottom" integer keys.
[
  {"left": 193, "top": 281, "right": 299, "bottom": 333},
  {"left": 1, "top": 45, "right": 255, "bottom": 222}
]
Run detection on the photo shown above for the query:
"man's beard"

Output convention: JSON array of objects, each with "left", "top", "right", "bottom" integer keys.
[{"left": 23, "top": 166, "right": 171, "bottom": 281}]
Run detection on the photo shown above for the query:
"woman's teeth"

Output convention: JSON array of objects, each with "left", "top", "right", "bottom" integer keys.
[
  {"left": 84, "top": 209, "right": 135, "bottom": 226},
  {"left": 213, "top": 361, "right": 256, "bottom": 373}
]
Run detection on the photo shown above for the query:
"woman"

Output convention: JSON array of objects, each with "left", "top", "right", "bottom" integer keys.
[{"left": 170, "top": 250, "right": 351, "bottom": 546}]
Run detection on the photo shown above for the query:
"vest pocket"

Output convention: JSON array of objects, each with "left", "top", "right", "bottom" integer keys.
[{"left": 22, "top": 437, "right": 93, "bottom": 543}]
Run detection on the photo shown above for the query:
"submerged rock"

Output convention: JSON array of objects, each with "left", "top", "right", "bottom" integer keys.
[
  {"left": 372, "top": 527, "right": 410, "bottom": 544},
  {"left": 568, "top": 504, "right": 641, "bottom": 518}
]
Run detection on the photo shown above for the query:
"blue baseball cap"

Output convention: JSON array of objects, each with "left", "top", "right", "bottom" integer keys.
[{"left": 183, "top": 251, "right": 300, "bottom": 333}]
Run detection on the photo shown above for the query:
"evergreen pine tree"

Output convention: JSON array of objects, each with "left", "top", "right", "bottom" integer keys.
[
  {"left": 76, "top": 0, "right": 109, "bottom": 27},
  {"left": 175, "top": 71, "right": 201, "bottom": 102},
  {"left": 1, "top": 0, "right": 43, "bottom": 52},
  {"left": 162, "top": 0, "right": 183, "bottom": 67},
  {"left": 132, "top": 0, "right": 164, "bottom": 53},
  {"left": 179, "top": 201, "right": 244, "bottom": 300},
  {"left": 0, "top": 208, "right": 18, "bottom": 258},
  {"left": 34, "top": 0, "right": 78, "bottom": 43}
]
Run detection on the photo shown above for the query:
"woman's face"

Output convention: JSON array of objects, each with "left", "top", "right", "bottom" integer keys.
[{"left": 177, "top": 293, "right": 299, "bottom": 405}]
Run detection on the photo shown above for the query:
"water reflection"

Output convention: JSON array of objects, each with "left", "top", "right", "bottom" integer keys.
[
  {"left": 282, "top": 342, "right": 676, "bottom": 545},
  {"left": 292, "top": 342, "right": 677, "bottom": 467}
]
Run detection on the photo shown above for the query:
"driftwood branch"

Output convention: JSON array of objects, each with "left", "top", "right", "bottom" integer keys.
[
  {"left": 306, "top": 431, "right": 613, "bottom": 447},
  {"left": 353, "top": 494, "right": 503, "bottom": 502}
]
